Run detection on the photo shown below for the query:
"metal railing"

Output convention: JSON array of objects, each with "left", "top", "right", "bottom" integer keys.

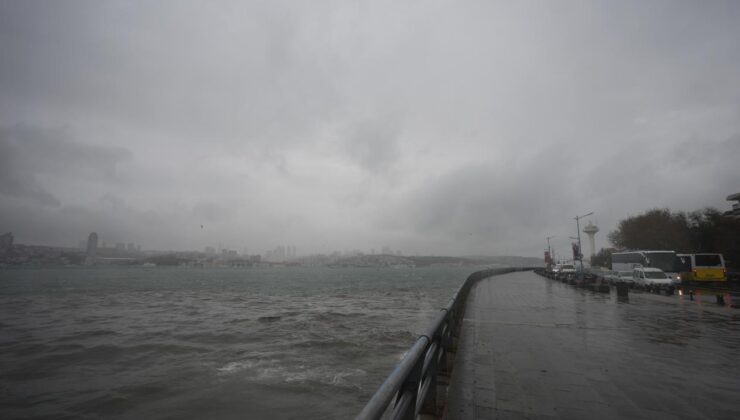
[{"left": 356, "top": 266, "right": 534, "bottom": 420}]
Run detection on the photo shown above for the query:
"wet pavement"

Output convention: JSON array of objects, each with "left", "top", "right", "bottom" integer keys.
[{"left": 446, "top": 271, "right": 740, "bottom": 420}]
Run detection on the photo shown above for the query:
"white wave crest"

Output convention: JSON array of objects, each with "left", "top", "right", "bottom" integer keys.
[{"left": 217, "top": 358, "right": 366, "bottom": 388}]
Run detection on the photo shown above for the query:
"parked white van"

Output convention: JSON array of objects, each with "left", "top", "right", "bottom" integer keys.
[{"left": 633, "top": 267, "right": 673, "bottom": 292}]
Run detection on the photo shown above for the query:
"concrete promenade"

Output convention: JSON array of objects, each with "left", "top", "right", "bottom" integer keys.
[{"left": 446, "top": 271, "right": 740, "bottom": 420}]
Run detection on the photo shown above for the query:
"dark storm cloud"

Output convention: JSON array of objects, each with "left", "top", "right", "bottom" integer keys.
[
  {"left": 0, "top": 194, "right": 187, "bottom": 250},
  {"left": 1, "top": 1, "right": 739, "bottom": 255},
  {"left": 0, "top": 1, "right": 342, "bottom": 145},
  {"left": 0, "top": 125, "right": 131, "bottom": 207},
  {"left": 373, "top": 146, "right": 582, "bottom": 255},
  {"left": 0, "top": 124, "right": 138, "bottom": 247}
]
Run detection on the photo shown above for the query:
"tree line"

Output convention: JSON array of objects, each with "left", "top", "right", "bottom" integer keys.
[{"left": 592, "top": 208, "right": 740, "bottom": 269}]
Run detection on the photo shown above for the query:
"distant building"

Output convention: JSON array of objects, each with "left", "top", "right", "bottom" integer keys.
[
  {"left": 265, "top": 245, "right": 294, "bottom": 262},
  {"left": 0, "top": 232, "right": 13, "bottom": 251},
  {"left": 205, "top": 246, "right": 215, "bottom": 255},
  {"left": 86, "top": 232, "right": 98, "bottom": 258},
  {"left": 115, "top": 242, "right": 125, "bottom": 251},
  {"left": 127, "top": 243, "right": 135, "bottom": 252},
  {"left": 381, "top": 245, "right": 392, "bottom": 255}
]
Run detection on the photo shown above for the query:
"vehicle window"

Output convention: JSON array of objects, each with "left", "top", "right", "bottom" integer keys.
[
  {"left": 694, "top": 254, "right": 722, "bottom": 267},
  {"left": 645, "top": 271, "right": 667, "bottom": 279},
  {"left": 674, "top": 256, "right": 692, "bottom": 272},
  {"left": 645, "top": 253, "right": 676, "bottom": 272}
]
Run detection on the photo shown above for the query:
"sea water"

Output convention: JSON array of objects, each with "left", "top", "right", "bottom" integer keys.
[{"left": 0, "top": 266, "right": 485, "bottom": 419}]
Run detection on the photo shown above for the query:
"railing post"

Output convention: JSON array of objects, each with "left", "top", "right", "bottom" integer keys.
[
  {"left": 395, "top": 348, "right": 425, "bottom": 420},
  {"left": 419, "top": 340, "right": 439, "bottom": 416},
  {"left": 439, "top": 321, "right": 452, "bottom": 379}
]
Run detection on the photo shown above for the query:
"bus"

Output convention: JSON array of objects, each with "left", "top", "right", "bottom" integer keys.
[
  {"left": 611, "top": 250, "right": 678, "bottom": 281},
  {"left": 675, "top": 253, "right": 727, "bottom": 283}
]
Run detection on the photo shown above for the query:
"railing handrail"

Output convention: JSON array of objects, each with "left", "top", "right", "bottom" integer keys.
[{"left": 356, "top": 266, "right": 536, "bottom": 420}]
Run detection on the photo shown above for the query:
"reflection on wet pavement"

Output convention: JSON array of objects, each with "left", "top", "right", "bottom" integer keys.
[{"left": 447, "top": 271, "right": 740, "bottom": 420}]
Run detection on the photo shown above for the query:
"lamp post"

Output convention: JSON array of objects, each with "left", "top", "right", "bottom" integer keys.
[{"left": 574, "top": 212, "right": 594, "bottom": 270}]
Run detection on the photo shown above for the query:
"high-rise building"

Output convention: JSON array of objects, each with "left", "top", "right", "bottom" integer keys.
[
  {"left": 265, "top": 245, "right": 293, "bottom": 262},
  {"left": 86, "top": 232, "right": 98, "bottom": 257},
  {"left": 127, "top": 243, "right": 135, "bottom": 252}
]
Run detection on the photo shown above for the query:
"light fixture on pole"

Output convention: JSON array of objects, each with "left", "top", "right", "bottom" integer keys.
[{"left": 574, "top": 211, "right": 594, "bottom": 267}]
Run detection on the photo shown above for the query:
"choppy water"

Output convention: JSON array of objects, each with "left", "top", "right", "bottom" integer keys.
[{"left": 0, "top": 266, "right": 485, "bottom": 419}]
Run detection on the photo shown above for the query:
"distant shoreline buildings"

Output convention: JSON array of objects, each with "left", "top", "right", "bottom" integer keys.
[{"left": 0, "top": 230, "right": 541, "bottom": 268}]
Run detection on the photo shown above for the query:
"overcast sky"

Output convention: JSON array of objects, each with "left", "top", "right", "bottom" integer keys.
[{"left": 1, "top": 1, "right": 739, "bottom": 257}]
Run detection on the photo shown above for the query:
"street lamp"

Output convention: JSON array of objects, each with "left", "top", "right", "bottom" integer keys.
[{"left": 574, "top": 211, "right": 594, "bottom": 269}]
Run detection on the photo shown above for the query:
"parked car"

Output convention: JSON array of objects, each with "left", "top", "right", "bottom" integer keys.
[
  {"left": 633, "top": 267, "right": 673, "bottom": 292},
  {"left": 605, "top": 270, "right": 635, "bottom": 287}
]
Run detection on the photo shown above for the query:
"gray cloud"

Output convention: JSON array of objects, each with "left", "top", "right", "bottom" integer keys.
[
  {"left": 343, "top": 116, "right": 402, "bottom": 173},
  {"left": 192, "top": 201, "right": 236, "bottom": 224},
  {"left": 1, "top": 1, "right": 739, "bottom": 256},
  {"left": 0, "top": 125, "right": 131, "bottom": 208}
]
